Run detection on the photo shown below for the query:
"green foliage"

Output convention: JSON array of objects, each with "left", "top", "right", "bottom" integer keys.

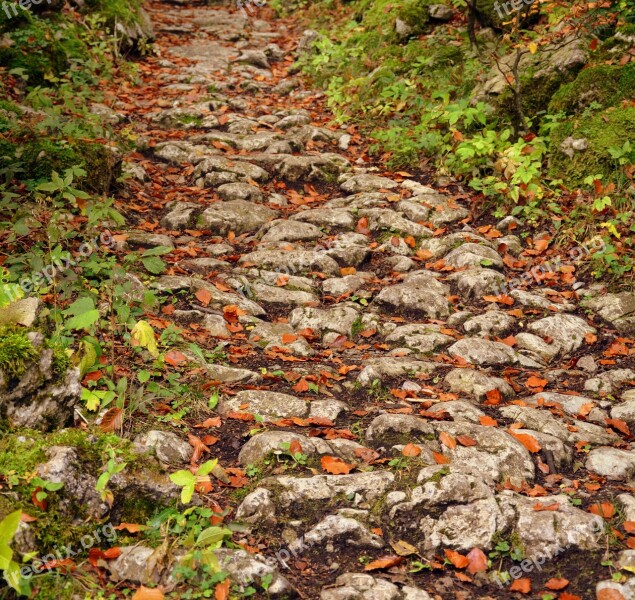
[{"left": 170, "top": 460, "right": 219, "bottom": 504}]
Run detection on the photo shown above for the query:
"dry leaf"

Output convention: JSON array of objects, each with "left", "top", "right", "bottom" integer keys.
[
  {"left": 402, "top": 443, "right": 421, "bottom": 457},
  {"left": 509, "top": 578, "right": 531, "bottom": 593},
  {"left": 364, "top": 555, "right": 403, "bottom": 571},
  {"left": 444, "top": 549, "right": 469, "bottom": 569},
  {"left": 466, "top": 547, "right": 488, "bottom": 574},
  {"left": 321, "top": 455, "right": 355, "bottom": 474},
  {"left": 132, "top": 586, "right": 164, "bottom": 600}
]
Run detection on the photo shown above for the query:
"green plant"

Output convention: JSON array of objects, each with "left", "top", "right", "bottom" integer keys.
[
  {"left": 0, "top": 510, "right": 29, "bottom": 595},
  {"left": 95, "top": 448, "right": 127, "bottom": 503},
  {"left": 170, "top": 459, "right": 218, "bottom": 504}
]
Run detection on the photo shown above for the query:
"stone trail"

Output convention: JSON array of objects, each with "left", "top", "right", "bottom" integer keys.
[{"left": 98, "top": 1, "right": 635, "bottom": 597}]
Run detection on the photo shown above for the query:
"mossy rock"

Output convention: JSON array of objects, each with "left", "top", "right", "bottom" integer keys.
[
  {"left": 548, "top": 106, "right": 635, "bottom": 187},
  {"left": 475, "top": 0, "right": 505, "bottom": 28},
  {"left": 548, "top": 63, "right": 635, "bottom": 116},
  {"left": 0, "top": 15, "right": 88, "bottom": 86},
  {"left": 16, "top": 138, "right": 121, "bottom": 193}
]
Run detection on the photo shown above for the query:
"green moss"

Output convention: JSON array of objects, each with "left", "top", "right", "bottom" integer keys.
[
  {"left": 548, "top": 106, "right": 635, "bottom": 187},
  {"left": 548, "top": 64, "right": 635, "bottom": 115},
  {"left": 0, "top": 327, "right": 38, "bottom": 378},
  {"left": 83, "top": 0, "right": 143, "bottom": 26}
]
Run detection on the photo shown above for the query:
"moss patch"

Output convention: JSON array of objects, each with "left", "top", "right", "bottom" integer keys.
[
  {"left": 0, "top": 327, "right": 38, "bottom": 378},
  {"left": 548, "top": 106, "right": 635, "bottom": 187},
  {"left": 548, "top": 63, "right": 635, "bottom": 115}
]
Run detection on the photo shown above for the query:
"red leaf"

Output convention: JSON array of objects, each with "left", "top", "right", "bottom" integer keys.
[
  {"left": 165, "top": 350, "right": 188, "bottom": 366},
  {"left": 545, "top": 577, "right": 569, "bottom": 590}
]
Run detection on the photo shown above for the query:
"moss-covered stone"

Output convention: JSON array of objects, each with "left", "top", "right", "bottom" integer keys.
[
  {"left": 548, "top": 63, "right": 635, "bottom": 115},
  {"left": 548, "top": 106, "right": 635, "bottom": 187}
]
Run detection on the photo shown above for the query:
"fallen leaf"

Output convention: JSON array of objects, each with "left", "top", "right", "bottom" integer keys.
[
  {"left": 456, "top": 435, "right": 477, "bottom": 447},
  {"left": 99, "top": 407, "right": 123, "bottom": 432},
  {"left": 321, "top": 455, "right": 355, "bottom": 474},
  {"left": 545, "top": 577, "right": 569, "bottom": 590},
  {"left": 444, "top": 549, "right": 469, "bottom": 569},
  {"left": 164, "top": 350, "right": 187, "bottom": 366},
  {"left": 466, "top": 547, "right": 488, "bottom": 574},
  {"left": 132, "top": 586, "right": 165, "bottom": 600},
  {"left": 214, "top": 579, "right": 230, "bottom": 600},
  {"left": 195, "top": 288, "right": 212, "bottom": 306},
  {"left": 402, "top": 443, "right": 421, "bottom": 457},
  {"left": 509, "top": 431, "right": 541, "bottom": 453},
  {"left": 439, "top": 432, "right": 457, "bottom": 449},
  {"left": 114, "top": 523, "right": 149, "bottom": 533},
  {"left": 589, "top": 502, "right": 615, "bottom": 519},
  {"left": 364, "top": 555, "right": 403, "bottom": 571},
  {"left": 596, "top": 589, "right": 626, "bottom": 600},
  {"left": 624, "top": 521, "right": 635, "bottom": 533},
  {"left": 389, "top": 539, "right": 419, "bottom": 556},
  {"left": 509, "top": 577, "right": 531, "bottom": 593},
  {"left": 479, "top": 415, "right": 498, "bottom": 427},
  {"left": 606, "top": 418, "right": 631, "bottom": 436}
]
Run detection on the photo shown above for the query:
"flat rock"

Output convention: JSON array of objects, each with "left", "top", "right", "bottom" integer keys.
[
  {"left": 444, "top": 368, "right": 514, "bottom": 400},
  {"left": 582, "top": 292, "right": 635, "bottom": 333},
  {"left": 219, "top": 390, "right": 308, "bottom": 420},
  {"left": 448, "top": 338, "right": 519, "bottom": 366},
  {"left": 586, "top": 447, "right": 635, "bottom": 480},
  {"left": 198, "top": 200, "right": 277, "bottom": 235}
]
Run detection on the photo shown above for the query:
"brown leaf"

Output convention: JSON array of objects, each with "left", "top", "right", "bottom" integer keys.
[
  {"left": 606, "top": 418, "right": 631, "bottom": 436},
  {"left": 195, "top": 288, "right": 212, "bottom": 306},
  {"left": 433, "top": 451, "right": 450, "bottom": 464},
  {"left": 533, "top": 502, "right": 560, "bottom": 511},
  {"left": 624, "top": 521, "right": 635, "bottom": 533},
  {"left": 364, "top": 555, "right": 403, "bottom": 571},
  {"left": 100, "top": 407, "right": 123, "bottom": 433},
  {"left": 289, "top": 439, "right": 303, "bottom": 455},
  {"left": 479, "top": 415, "right": 498, "bottom": 427},
  {"left": 194, "top": 417, "right": 222, "bottom": 428},
  {"left": 321, "top": 455, "right": 355, "bottom": 474},
  {"left": 597, "top": 591, "right": 625, "bottom": 600},
  {"left": 214, "top": 579, "right": 230, "bottom": 600},
  {"left": 456, "top": 435, "right": 477, "bottom": 447},
  {"left": 389, "top": 539, "right": 419, "bottom": 556},
  {"left": 484, "top": 389, "right": 502, "bottom": 405}
]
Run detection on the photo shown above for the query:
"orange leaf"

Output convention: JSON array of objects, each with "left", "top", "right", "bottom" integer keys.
[
  {"left": 439, "top": 431, "right": 457, "bottom": 449},
  {"left": 466, "top": 547, "right": 488, "bottom": 574},
  {"left": 545, "top": 578, "right": 569, "bottom": 590},
  {"left": 132, "top": 586, "right": 165, "bottom": 600},
  {"left": 114, "top": 523, "right": 149, "bottom": 533},
  {"left": 402, "top": 443, "right": 421, "bottom": 457},
  {"left": 606, "top": 418, "right": 631, "bottom": 436},
  {"left": 526, "top": 375, "right": 547, "bottom": 391},
  {"left": 624, "top": 521, "right": 635, "bottom": 533},
  {"left": 165, "top": 350, "right": 188, "bottom": 366},
  {"left": 509, "top": 431, "right": 541, "bottom": 453},
  {"left": 340, "top": 267, "right": 357, "bottom": 276},
  {"left": 321, "top": 455, "right": 355, "bottom": 474},
  {"left": 596, "top": 590, "right": 626, "bottom": 600},
  {"left": 533, "top": 502, "right": 560, "bottom": 511},
  {"left": 589, "top": 502, "right": 615, "bottom": 519},
  {"left": 509, "top": 577, "right": 531, "bottom": 593},
  {"left": 293, "top": 378, "right": 309, "bottom": 393},
  {"left": 214, "top": 579, "right": 230, "bottom": 600},
  {"left": 281, "top": 333, "right": 298, "bottom": 344},
  {"left": 456, "top": 435, "right": 477, "bottom": 447},
  {"left": 585, "top": 332, "right": 598, "bottom": 344},
  {"left": 444, "top": 549, "right": 469, "bottom": 569},
  {"left": 484, "top": 389, "right": 502, "bottom": 405},
  {"left": 433, "top": 451, "right": 450, "bottom": 464},
  {"left": 195, "top": 288, "right": 212, "bottom": 306},
  {"left": 364, "top": 555, "right": 403, "bottom": 571},
  {"left": 626, "top": 537, "right": 635, "bottom": 549},
  {"left": 479, "top": 415, "right": 498, "bottom": 427},
  {"left": 194, "top": 417, "right": 222, "bottom": 428}
]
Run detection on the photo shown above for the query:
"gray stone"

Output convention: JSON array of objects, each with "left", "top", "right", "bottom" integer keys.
[
  {"left": 385, "top": 324, "right": 454, "bottom": 354},
  {"left": 357, "top": 357, "right": 438, "bottom": 386},
  {"left": 236, "top": 488, "right": 277, "bottom": 526},
  {"left": 373, "top": 281, "right": 449, "bottom": 319},
  {"left": 340, "top": 174, "right": 398, "bottom": 193},
  {"left": 321, "top": 573, "right": 402, "bottom": 600},
  {"left": 298, "top": 514, "right": 384, "bottom": 550},
  {"left": 217, "top": 182, "right": 263, "bottom": 202},
  {"left": 260, "top": 219, "right": 324, "bottom": 242},
  {"left": 448, "top": 338, "right": 519, "bottom": 366},
  {"left": 366, "top": 414, "right": 435, "bottom": 445},
  {"left": 582, "top": 292, "right": 635, "bottom": 333},
  {"left": 463, "top": 311, "right": 516, "bottom": 337},
  {"left": 133, "top": 430, "right": 192, "bottom": 464},
  {"left": 526, "top": 314, "right": 595, "bottom": 357},
  {"left": 585, "top": 369, "right": 635, "bottom": 394},
  {"left": 447, "top": 268, "right": 506, "bottom": 299},
  {"left": 586, "top": 447, "right": 635, "bottom": 480},
  {"left": 289, "top": 305, "right": 359, "bottom": 337},
  {"left": 444, "top": 243, "right": 503, "bottom": 269},
  {"left": 199, "top": 200, "right": 277, "bottom": 235},
  {"left": 444, "top": 368, "right": 513, "bottom": 400},
  {"left": 219, "top": 390, "right": 308, "bottom": 421},
  {"left": 239, "top": 248, "right": 340, "bottom": 276}
]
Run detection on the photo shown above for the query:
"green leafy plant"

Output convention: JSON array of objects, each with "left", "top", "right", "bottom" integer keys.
[{"left": 170, "top": 459, "right": 218, "bottom": 504}]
